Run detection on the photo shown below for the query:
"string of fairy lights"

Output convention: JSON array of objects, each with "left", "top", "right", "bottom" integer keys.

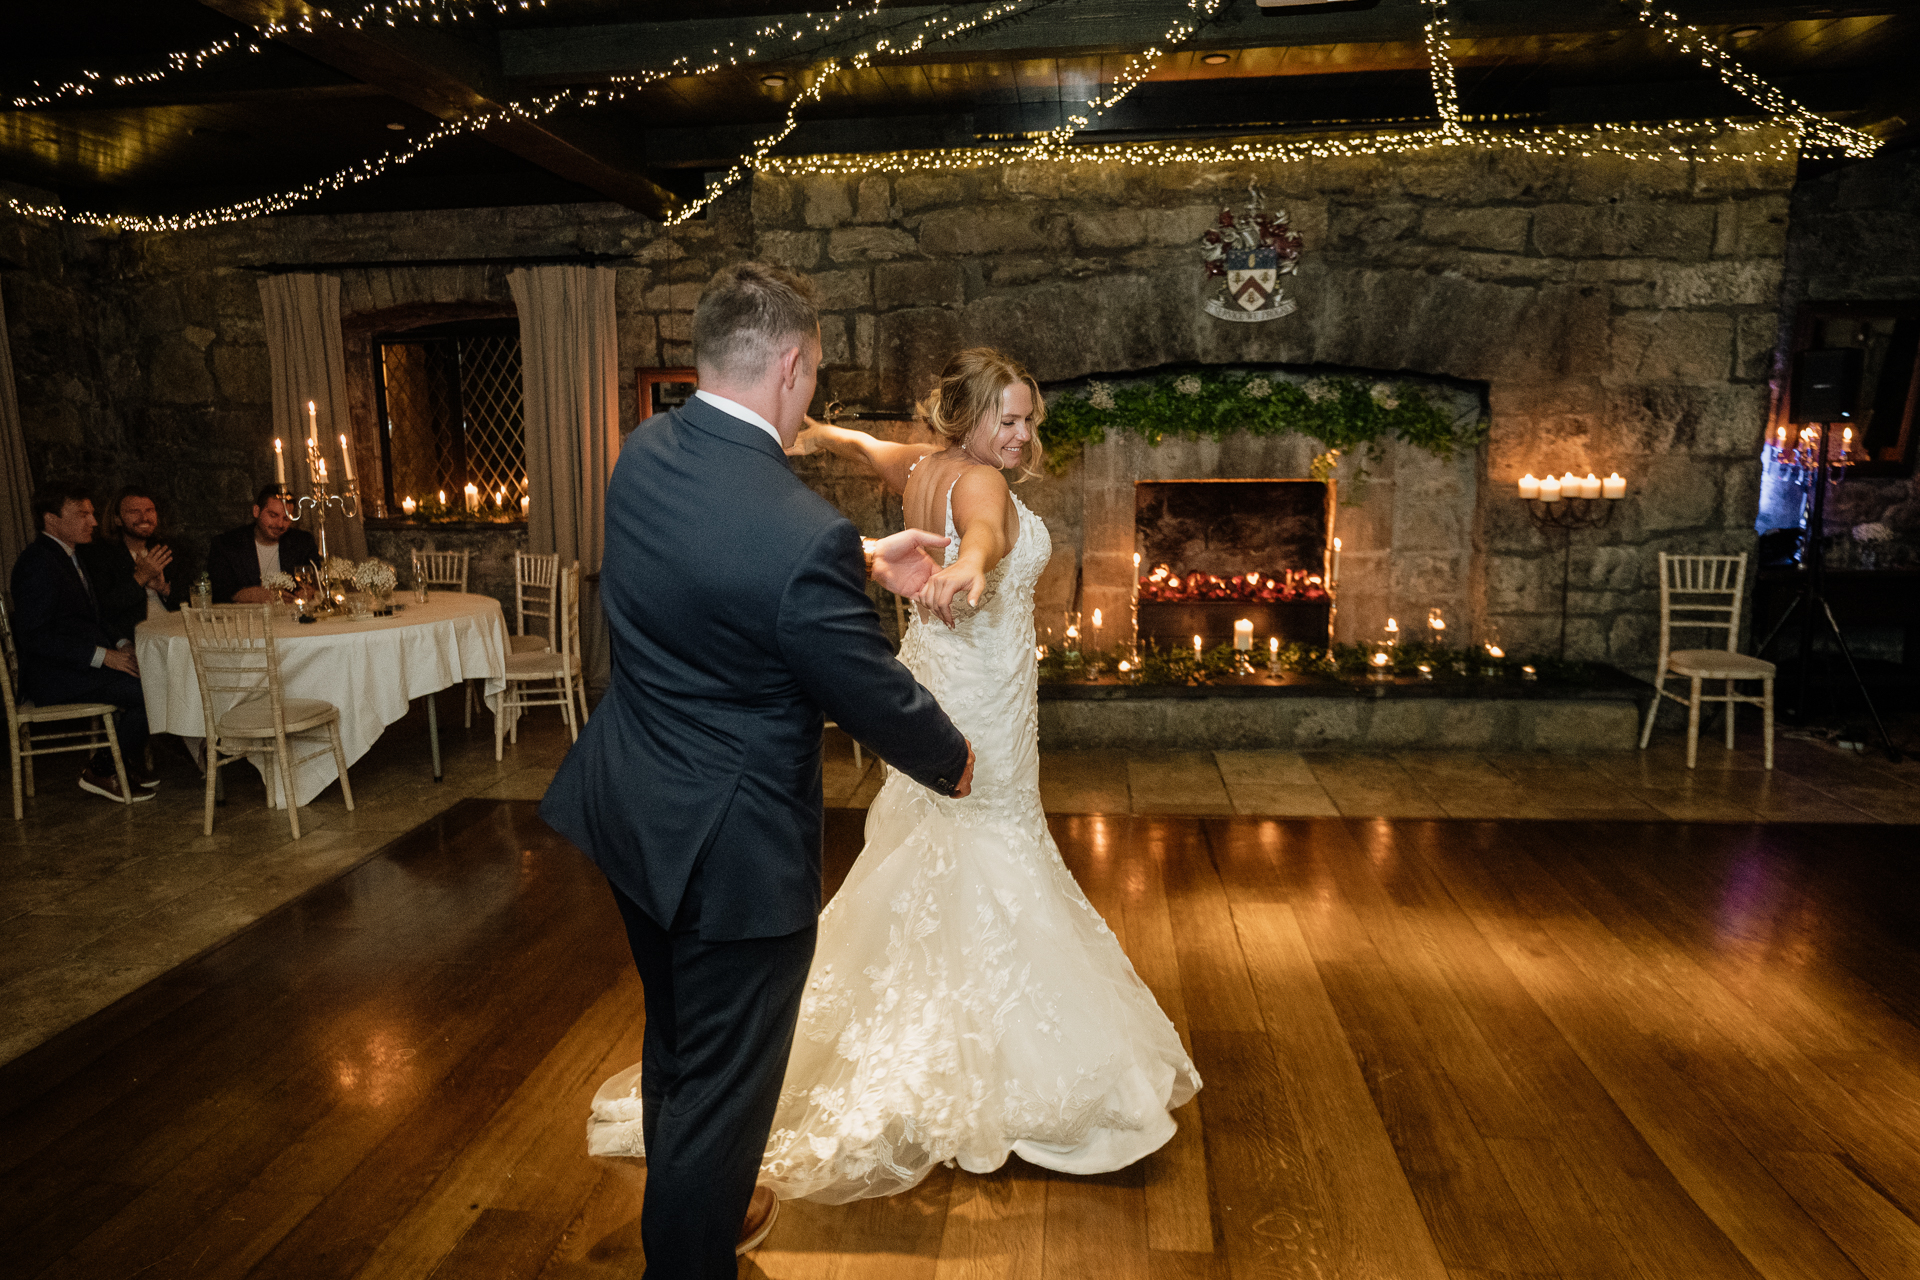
[{"left": 0, "top": 0, "right": 1885, "bottom": 233}]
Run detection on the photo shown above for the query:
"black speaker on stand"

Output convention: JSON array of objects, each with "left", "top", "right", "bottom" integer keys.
[{"left": 1757, "top": 347, "right": 1900, "bottom": 759}]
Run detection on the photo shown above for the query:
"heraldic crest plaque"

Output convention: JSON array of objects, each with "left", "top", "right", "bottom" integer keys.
[{"left": 1199, "top": 183, "right": 1302, "bottom": 323}]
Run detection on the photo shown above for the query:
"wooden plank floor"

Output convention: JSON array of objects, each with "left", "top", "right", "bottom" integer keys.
[{"left": 4, "top": 801, "right": 1920, "bottom": 1279}]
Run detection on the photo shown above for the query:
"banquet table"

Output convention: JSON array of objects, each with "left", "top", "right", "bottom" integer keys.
[{"left": 136, "top": 594, "right": 509, "bottom": 807}]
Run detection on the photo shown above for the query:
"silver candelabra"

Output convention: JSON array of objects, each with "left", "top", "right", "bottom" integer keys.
[{"left": 285, "top": 432, "right": 361, "bottom": 561}]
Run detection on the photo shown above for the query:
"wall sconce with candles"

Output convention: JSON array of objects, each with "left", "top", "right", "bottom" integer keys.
[{"left": 1517, "top": 466, "right": 1628, "bottom": 660}]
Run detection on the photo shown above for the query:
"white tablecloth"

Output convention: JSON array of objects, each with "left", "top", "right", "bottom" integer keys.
[{"left": 136, "top": 594, "right": 509, "bottom": 807}]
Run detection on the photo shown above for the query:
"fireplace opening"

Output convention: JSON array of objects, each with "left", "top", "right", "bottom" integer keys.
[{"left": 1134, "top": 479, "right": 1333, "bottom": 649}]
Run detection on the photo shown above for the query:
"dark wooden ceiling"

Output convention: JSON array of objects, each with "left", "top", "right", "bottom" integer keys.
[{"left": 2, "top": 0, "right": 1914, "bottom": 222}]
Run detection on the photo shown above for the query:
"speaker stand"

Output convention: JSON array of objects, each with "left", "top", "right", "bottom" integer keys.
[{"left": 1756, "top": 434, "right": 1902, "bottom": 762}]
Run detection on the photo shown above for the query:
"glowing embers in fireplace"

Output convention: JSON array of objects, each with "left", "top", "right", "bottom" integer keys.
[{"left": 1137, "top": 565, "right": 1328, "bottom": 603}]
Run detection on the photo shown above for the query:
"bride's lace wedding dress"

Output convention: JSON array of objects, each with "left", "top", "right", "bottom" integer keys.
[{"left": 588, "top": 484, "right": 1200, "bottom": 1203}]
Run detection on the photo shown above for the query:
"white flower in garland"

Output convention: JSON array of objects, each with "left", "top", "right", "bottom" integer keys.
[
  {"left": 1370, "top": 382, "right": 1401, "bottom": 410},
  {"left": 1853, "top": 522, "right": 1892, "bottom": 543},
  {"left": 1174, "top": 374, "right": 1204, "bottom": 396},
  {"left": 1087, "top": 381, "right": 1116, "bottom": 411},
  {"left": 1304, "top": 377, "right": 1337, "bottom": 404},
  {"left": 1243, "top": 377, "right": 1273, "bottom": 400}
]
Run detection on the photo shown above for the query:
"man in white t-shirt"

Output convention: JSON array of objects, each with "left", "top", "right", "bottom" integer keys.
[{"left": 205, "top": 484, "right": 319, "bottom": 604}]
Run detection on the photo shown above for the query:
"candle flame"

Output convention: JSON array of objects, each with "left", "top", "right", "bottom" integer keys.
[
  {"left": 1333, "top": 537, "right": 1342, "bottom": 550},
  {"left": 1486, "top": 644, "right": 1504, "bottom": 658},
  {"left": 1193, "top": 635, "right": 1202, "bottom": 651},
  {"left": 1372, "top": 652, "right": 1389, "bottom": 665},
  {"left": 1118, "top": 660, "right": 1131, "bottom": 672},
  {"left": 1092, "top": 609, "right": 1102, "bottom": 627},
  {"left": 1385, "top": 617, "right": 1399, "bottom": 632}
]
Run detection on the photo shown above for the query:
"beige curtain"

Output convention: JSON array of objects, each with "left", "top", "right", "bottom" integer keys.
[
  {"left": 258, "top": 274, "right": 366, "bottom": 561},
  {"left": 0, "top": 279, "right": 34, "bottom": 581},
  {"left": 509, "top": 264, "right": 620, "bottom": 689}
]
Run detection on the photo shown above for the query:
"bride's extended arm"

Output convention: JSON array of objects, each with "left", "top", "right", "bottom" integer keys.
[
  {"left": 917, "top": 466, "right": 1012, "bottom": 627},
  {"left": 791, "top": 418, "right": 934, "bottom": 494}
]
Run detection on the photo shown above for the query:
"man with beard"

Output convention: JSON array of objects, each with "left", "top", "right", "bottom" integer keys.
[{"left": 81, "top": 486, "right": 191, "bottom": 644}]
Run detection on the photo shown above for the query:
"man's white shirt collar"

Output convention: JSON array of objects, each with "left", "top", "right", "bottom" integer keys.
[{"left": 694, "top": 390, "right": 783, "bottom": 449}]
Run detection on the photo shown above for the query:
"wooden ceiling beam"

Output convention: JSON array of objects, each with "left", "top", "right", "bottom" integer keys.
[
  {"left": 496, "top": 0, "right": 1909, "bottom": 86},
  {"left": 198, "top": 0, "right": 680, "bottom": 220}
]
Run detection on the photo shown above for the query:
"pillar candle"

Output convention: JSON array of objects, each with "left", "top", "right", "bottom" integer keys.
[
  {"left": 1539, "top": 474, "right": 1562, "bottom": 502},
  {"left": 1234, "top": 619, "right": 1253, "bottom": 651},
  {"left": 463, "top": 483, "right": 479, "bottom": 515},
  {"left": 401, "top": 496, "right": 416, "bottom": 516},
  {"left": 521, "top": 494, "right": 530, "bottom": 515},
  {"left": 1518, "top": 473, "right": 1539, "bottom": 500},
  {"left": 1603, "top": 472, "right": 1626, "bottom": 499},
  {"left": 1580, "top": 472, "right": 1602, "bottom": 499},
  {"left": 1193, "top": 635, "right": 1203, "bottom": 656}
]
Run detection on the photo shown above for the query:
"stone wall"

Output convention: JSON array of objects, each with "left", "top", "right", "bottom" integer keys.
[
  {"left": 1775, "top": 147, "right": 1920, "bottom": 567},
  {"left": 6, "top": 129, "right": 1797, "bottom": 675}
]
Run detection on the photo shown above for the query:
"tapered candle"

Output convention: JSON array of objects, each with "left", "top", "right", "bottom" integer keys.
[
  {"left": 1518, "top": 472, "right": 1539, "bottom": 500},
  {"left": 1580, "top": 472, "right": 1602, "bottom": 499},
  {"left": 496, "top": 487, "right": 506, "bottom": 509},
  {"left": 273, "top": 438, "right": 286, "bottom": 487},
  {"left": 316, "top": 457, "right": 327, "bottom": 483},
  {"left": 1539, "top": 474, "right": 1562, "bottom": 502},
  {"left": 1331, "top": 536, "right": 1342, "bottom": 586},
  {"left": 339, "top": 434, "right": 356, "bottom": 483},
  {"left": 1234, "top": 618, "right": 1253, "bottom": 651},
  {"left": 1602, "top": 472, "right": 1626, "bottom": 500}
]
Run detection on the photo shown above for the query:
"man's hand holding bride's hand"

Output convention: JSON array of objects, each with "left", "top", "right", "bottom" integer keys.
[
  {"left": 951, "top": 740, "right": 975, "bottom": 799},
  {"left": 916, "top": 554, "right": 987, "bottom": 629},
  {"left": 867, "top": 529, "right": 950, "bottom": 598}
]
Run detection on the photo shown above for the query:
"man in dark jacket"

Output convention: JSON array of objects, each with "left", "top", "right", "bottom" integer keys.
[
  {"left": 204, "top": 484, "right": 319, "bottom": 603},
  {"left": 540, "top": 262, "right": 970, "bottom": 1277},
  {"left": 8, "top": 483, "right": 155, "bottom": 801},
  {"left": 80, "top": 485, "right": 192, "bottom": 644}
]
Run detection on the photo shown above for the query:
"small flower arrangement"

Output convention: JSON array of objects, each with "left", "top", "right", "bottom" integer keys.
[
  {"left": 1087, "top": 381, "right": 1116, "bottom": 411},
  {"left": 321, "top": 556, "right": 357, "bottom": 584},
  {"left": 352, "top": 558, "right": 398, "bottom": 595},
  {"left": 262, "top": 571, "right": 298, "bottom": 594},
  {"left": 1853, "top": 522, "right": 1892, "bottom": 543}
]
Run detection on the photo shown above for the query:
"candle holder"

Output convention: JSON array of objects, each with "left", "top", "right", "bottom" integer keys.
[
  {"left": 1522, "top": 493, "right": 1621, "bottom": 661},
  {"left": 285, "top": 433, "right": 362, "bottom": 561}
]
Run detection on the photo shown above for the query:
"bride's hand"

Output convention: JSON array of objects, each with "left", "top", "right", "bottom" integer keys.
[
  {"left": 784, "top": 417, "right": 829, "bottom": 456},
  {"left": 917, "top": 557, "right": 986, "bottom": 629}
]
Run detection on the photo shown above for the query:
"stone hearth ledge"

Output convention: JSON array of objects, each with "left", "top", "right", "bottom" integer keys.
[{"left": 1038, "top": 667, "right": 1651, "bottom": 751}]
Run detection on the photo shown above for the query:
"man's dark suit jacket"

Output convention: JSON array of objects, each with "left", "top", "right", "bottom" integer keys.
[
  {"left": 205, "top": 523, "right": 318, "bottom": 604},
  {"left": 9, "top": 535, "right": 124, "bottom": 706},
  {"left": 80, "top": 538, "right": 193, "bottom": 645},
  {"left": 540, "top": 396, "right": 970, "bottom": 942}
]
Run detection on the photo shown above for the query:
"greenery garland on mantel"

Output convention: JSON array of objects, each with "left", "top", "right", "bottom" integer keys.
[{"left": 1038, "top": 368, "right": 1489, "bottom": 489}]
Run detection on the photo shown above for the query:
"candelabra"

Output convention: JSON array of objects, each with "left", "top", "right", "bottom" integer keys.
[
  {"left": 1522, "top": 492, "right": 1620, "bottom": 661},
  {"left": 280, "top": 402, "right": 362, "bottom": 556}
]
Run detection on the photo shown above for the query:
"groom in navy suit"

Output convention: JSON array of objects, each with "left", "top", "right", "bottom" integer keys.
[{"left": 541, "top": 261, "right": 971, "bottom": 1277}]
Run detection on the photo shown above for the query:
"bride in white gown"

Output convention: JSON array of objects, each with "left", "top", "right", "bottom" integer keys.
[{"left": 588, "top": 348, "right": 1199, "bottom": 1204}]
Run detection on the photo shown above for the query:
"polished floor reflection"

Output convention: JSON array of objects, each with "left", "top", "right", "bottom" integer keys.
[{"left": 3, "top": 799, "right": 1917, "bottom": 1279}]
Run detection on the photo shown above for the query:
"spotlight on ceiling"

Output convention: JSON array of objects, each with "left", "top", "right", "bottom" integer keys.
[
  {"left": 386, "top": 122, "right": 406, "bottom": 131},
  {"left": 1727, "top": 25, "right": 1764, "bottom": 39},
  {"left": 761, "top": 73, "right": 788, "bottom": 88},
  {"left": 1201, "top": 53, "right": 1231, "bottom": 65}
]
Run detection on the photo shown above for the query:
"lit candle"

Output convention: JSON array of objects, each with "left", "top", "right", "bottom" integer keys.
[
  {"left": 1521, "top": 664, "right": 1538, "bottom": 681},
  {"left": 438, "top": 489, "right": 447, "bottom": 505},
  {"left": 496, "top": 487, "right": 506, "bottom": 509},
  {"left": 1385, "top": 617, "right": 1399, "bottom": 642},
  {"left": 1092, "top": 608, "right": 1103, "bottom": 645},
  {"left": 1602, "top": 472, "right": 1626, "bottom": 500},
  {"left": 1193, "top": 634, "right": 1203, "bottom": 656},
  {"left": 307, "top": 400, "right": 317, "bottom": 443},
  {"left": 1485, "top": 642, "right": 1504, "bottom": 659},
  {"left": 273, "top": 438, "right": 286, "bottom": 487},
  {"left": 521, "top": 494, "right": 530, "bottom": 515},
  {"left": 1234, "top": 618, "right": 1253, "bottom": 651},
  {"left": 1842, "top": 427, "right": 1853, "bottom": 460},
  {"left": 401, "top": 496, "right": 416, "bottom": 516},
  {"left": 1371, "top": 651, "right": 1390, "bottom": 667},
  {"left": 463, "top": 483, "right": 479, "bottom": 514},
  {"left": 1331, "top": 536, "right": 1341, "bottom": 586},
  {"left": 1518, "top": 472, "right": 1539, "bottom": 500},
  {"left": 338, "top": 434, "right": 356, "bottom": 483},
  {"left": 1580, "top": 472, "right": 1602, "bottom": 499},
  {"left": 1270, "top": 636, "right": 1279, "bottom": 660},
  {"left": 317, "top": 457, "right": 328, "bottom": 483},
  {"left": 1539, "top": 474, "right": 1562, "bottom": 502},
  {"left": 1118, "top": 660, "right": 1131, "bottom": 673}
]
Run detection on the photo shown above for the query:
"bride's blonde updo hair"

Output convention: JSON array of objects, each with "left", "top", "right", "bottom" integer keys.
[{"left": 918, "top": 348, "right": 1046, "bottom": 481}]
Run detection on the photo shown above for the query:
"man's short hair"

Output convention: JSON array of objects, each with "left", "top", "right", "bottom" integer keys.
[
  {"left": 31, "top": 481, "right": 93, "bottom": 529},
  {"left": 253, "top": 482, "right": 288, "bottom": 510},
  {"left": 692, "top": 261, "right": 819, "bottom": 384}
]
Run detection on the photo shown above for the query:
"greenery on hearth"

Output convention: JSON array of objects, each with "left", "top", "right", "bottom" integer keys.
[
  {"left": 1039, "top": 370, "right": 1488, "bottom": 487},
  {"left": 1039, "top": 639, "right": 1601, "bottom": 688}
]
